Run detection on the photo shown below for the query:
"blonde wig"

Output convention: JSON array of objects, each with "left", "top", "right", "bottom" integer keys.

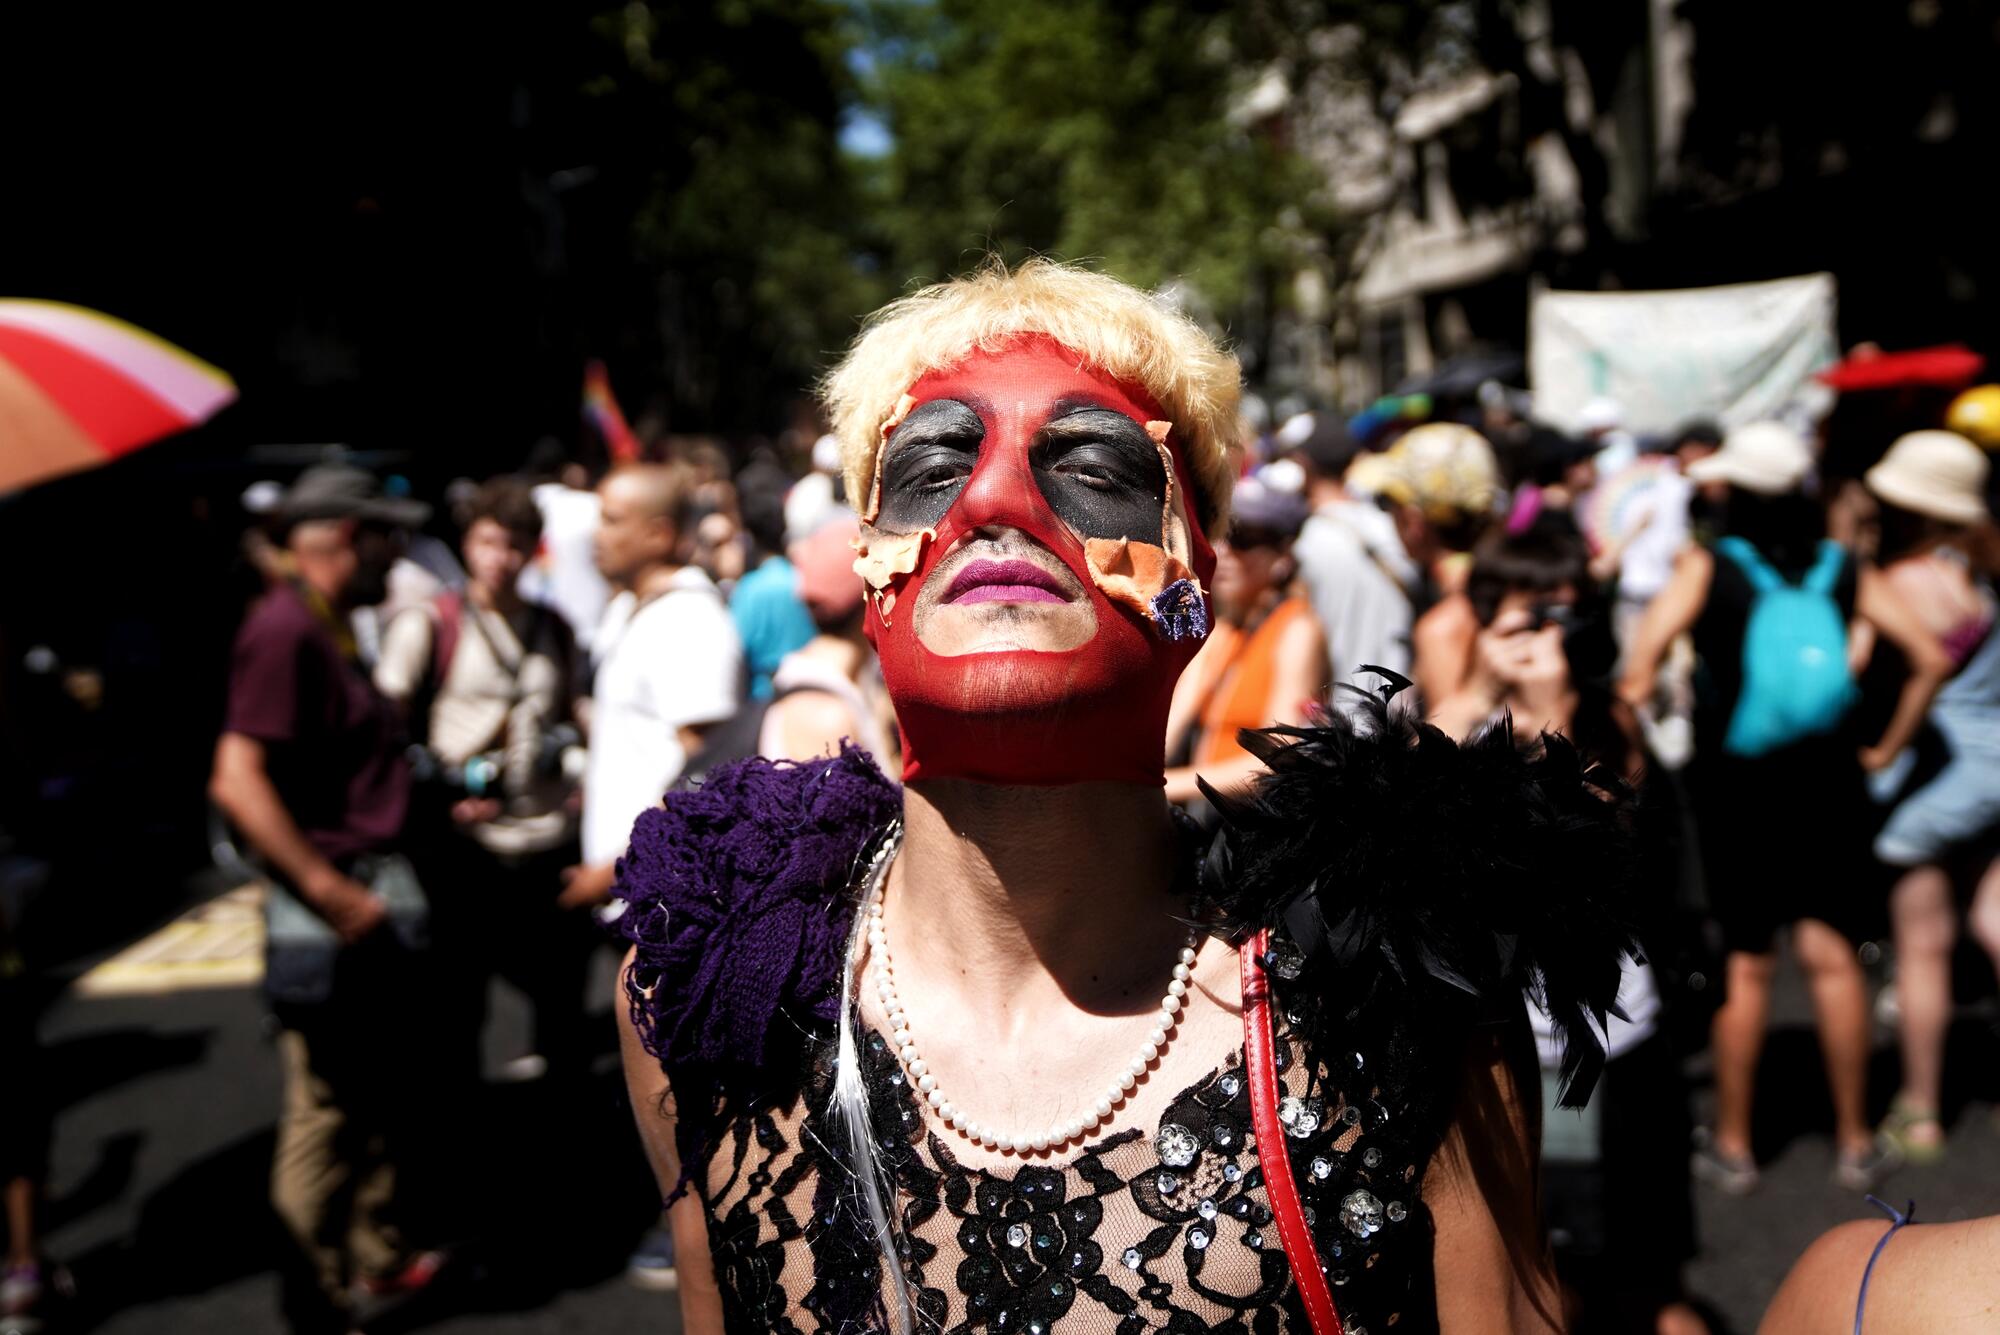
[{"left": 823, "top": 258, "right": 1244, "bottom": 535}]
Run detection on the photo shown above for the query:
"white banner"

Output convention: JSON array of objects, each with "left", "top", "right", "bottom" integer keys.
[{"left": 1529, "top": 274, "right": 1839, "bottom": 437}]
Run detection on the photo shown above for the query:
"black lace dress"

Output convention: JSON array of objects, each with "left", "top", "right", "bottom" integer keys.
[
  {"left": 615, "top": 700, "right": 1633, "bottom": 1335},
  {"left": 698, "top": 1013, "right": 1433, "bottom": 1335}
]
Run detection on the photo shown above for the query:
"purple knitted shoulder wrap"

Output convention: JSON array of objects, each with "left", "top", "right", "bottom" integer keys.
[{"left": 612, "top": 745, "right": 901, "bottom": 1117}]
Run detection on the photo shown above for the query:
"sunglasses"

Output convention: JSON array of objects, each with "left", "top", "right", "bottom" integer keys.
[{"left": 1496, "top": 602, "right": 1585, "bottom": 636}]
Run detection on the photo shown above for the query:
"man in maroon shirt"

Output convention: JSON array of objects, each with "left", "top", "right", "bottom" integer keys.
[{"left": 210, "top": 465, "right": 443, "bottom": 1334}]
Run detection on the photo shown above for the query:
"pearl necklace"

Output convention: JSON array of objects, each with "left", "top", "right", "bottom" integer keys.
[{"left": 860, "top": 874, "right": 1202, "bottom": 1157}]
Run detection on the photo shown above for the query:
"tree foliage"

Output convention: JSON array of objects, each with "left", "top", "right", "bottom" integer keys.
[
  {"left": 570, "top": 0, "right": 887, "bottom": 433},
  {"left": 854, "top": 0, "right": 1329, "bottom": 317}
]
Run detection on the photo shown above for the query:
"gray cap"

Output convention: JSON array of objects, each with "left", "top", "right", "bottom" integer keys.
[
  {"left": 276, "top": 464, "right": 431, "bottom": 528},
  {"left": 1228, "top": 474, "right": 1311, "bottom": 538}
]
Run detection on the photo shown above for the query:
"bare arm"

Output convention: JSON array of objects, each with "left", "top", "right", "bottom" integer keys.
[
  {"left": 1163, "top": 612, "right": 1327, "bottom": 803},
  {"left": 1617, "top": 545, "right": 1712, "bottom": 708},
  {"left": 1427, "top": 1030, "right": 1562, "bottom": 1335},
  {"left": 677, "top": 720, "right": 721, "bottom": 759},
  {"left": 209, "top": 732, "right": 385, "bottom": 943},
  {"left": 618, "top": 948, "right": 723, "bottom": 1333},
  {"left": 1854, "top": 563, "right": 1958, "bottom": 768},
  {"left": 1413, "top": 595, "right": 1477, "bottom": 711}
]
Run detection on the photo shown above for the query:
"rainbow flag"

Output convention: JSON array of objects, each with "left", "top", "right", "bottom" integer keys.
[{"left": 583, "top": 359, "right": 640, "bottom": 462}]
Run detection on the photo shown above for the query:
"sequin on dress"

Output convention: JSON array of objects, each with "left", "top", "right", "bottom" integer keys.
[{"left": 695, "top": 1018, "right": 1431, "bottom": 1335}]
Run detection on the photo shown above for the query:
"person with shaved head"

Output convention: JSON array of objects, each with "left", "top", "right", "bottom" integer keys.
[{"left": 564, "top": 464, "right": 745, "bottom": 912}]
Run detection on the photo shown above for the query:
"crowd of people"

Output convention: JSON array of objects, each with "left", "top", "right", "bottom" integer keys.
[
  {"left": 1211, "top": 378, "right": 2000, "bottom": 1332},
  {"left": 3, "top": 282, "right": 1998, "bottom": 1335},
  {"left": 205, "top": 445, "right": 893, "bottom": 1333}
]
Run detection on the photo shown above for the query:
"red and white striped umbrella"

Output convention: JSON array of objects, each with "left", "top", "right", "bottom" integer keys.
[{"left": 0, "top": 299, "right": 238, "bottom": 493}]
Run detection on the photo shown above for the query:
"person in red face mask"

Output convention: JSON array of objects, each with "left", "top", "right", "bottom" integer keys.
[
  {"left": 614, "top": 261, "right": 1631, "bottom": 1335},
  {"left": 846, "top": 333, "right": 1220, "bottom": 784}
]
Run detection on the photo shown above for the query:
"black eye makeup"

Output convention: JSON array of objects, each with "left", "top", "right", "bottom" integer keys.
[
  {"left": 876, "top": 398, "right": 984, "bottom": 531},
  {"left": 1031, "top": 406, "right": 1167, "bottom": 544},
  {"left": 872, "top": 396, "right": 1168, "bottom": 544}
]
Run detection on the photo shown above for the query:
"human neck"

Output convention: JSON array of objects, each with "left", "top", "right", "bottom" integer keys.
[
  {"left": 631, "top": 560, "right": 684, "bottom": 602},
  {"left": 467, "top": 579, "right": 522, "bottom": 615},
  {"left": 1307, "top": 476, "right": 1348, "bottom": 510},
  {"left": 1504, "top": 677, "right": 1577, "bottom": 733},
  {"left": 802, "top": 622, "right": 868, "bottom": 680},
  {"left": 890, "top": 779, "right": 1188, "bottom": 1013},
  {"left": 1220, "top": 585, "right": 1281, "bottom": 630},
  {"left": 291, "top": 560, "right": 348, "bottom": 611}
]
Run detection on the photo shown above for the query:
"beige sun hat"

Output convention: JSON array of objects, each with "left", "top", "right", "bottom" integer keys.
[
  {"left": 1864, "top": 430, "right": 1990, "bottom": 525},
  {"left": 1345, "top": 422, "right": 1501, "bottom": 520},
  {"left": 1685, "top": 421, "right": 1814, "bottom": 495}
]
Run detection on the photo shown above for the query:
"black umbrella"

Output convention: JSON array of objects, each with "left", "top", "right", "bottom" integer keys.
[{"left": 1394, "top": 351, "right": 1525, "bottom": 400}]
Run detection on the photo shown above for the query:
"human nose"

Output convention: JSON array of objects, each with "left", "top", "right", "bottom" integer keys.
[{"left": 947, "top": 414, "right": 1064, "bottom": 542}]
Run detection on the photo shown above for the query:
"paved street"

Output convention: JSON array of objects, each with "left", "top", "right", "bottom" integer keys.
[
  {"left": 1678, "top": 965, "right": 2000, "bottom": 1330},
  {"left": 34, "top": 883, "right": 679, "bottom": 1335},
  {"left": 27, "top": 886, "right": 2000, "bottom": 1334}
]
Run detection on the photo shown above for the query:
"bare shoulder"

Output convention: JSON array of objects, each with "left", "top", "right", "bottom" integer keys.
[
  {"left": 1760, "top": 1214, "right": 2000, "bottom": 1335},
  {"left": 1427, "top": 690, "right": 1489, "bottom": 743},
  {"left": 767, "top": 688, "right": 860, "bottom": 762},
  {"left": 1276, "top": 599, "right": 1328, "bottom": 666},
  {"left": 1415, "top": 593, "right": 1474, "bottom": 642}
]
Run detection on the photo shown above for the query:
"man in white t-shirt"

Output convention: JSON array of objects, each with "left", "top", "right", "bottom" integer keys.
[
  {"left": 1284, "top": 413, "right": 1420, "bottom": 710},
  {"left": 561, "top": 464, "right": 744, "bottom": 907},
  {"left": 521, "top": 473, "right": 613, "bottom": 657}
]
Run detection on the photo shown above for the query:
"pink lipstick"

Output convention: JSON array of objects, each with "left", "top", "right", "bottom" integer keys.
[{"left": 942, "top": 558, "right": 1071, "bottom": 605}]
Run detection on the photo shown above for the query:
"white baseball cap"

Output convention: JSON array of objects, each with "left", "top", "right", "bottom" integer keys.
[
  {"left": 1686, "top": 421, "right": 1814, "bottom": 495},
  {"left": 1864, "top": 430, "right": 1990, "bottom": 525}
]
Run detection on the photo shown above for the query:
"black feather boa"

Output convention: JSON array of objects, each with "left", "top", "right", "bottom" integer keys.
[{"left": 1200, "top": 672, "right": 1637, "bottom": 1108}]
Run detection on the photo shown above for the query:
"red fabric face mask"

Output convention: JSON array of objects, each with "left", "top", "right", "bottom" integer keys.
[{"left": 854, "top": 335, "right": 1215, "bottom": 785}]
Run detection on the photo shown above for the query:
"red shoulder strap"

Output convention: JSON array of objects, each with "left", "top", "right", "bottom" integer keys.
[
  {"left": 1242, "top": 929, "right": 1344, "bottom": 1335},
  {"left": 431, "top": 590, "right": 463, "bottom": 683}
]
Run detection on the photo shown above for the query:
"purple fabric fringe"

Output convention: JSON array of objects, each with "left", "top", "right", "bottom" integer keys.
[{"left": 611, "top": 745, "right": 900, "bottom": 1097}]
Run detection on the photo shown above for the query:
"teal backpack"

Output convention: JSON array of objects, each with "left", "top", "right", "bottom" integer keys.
[{"left": 1715, "top": 536, "right": 1857, "bottom": 757}]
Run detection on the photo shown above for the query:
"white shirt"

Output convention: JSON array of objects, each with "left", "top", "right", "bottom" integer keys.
[
  {"left": 375, "top": 600, "right": 576, "bottom": 857},
  {"left": 522, "top": 483, "right": 612, "bottom": 654},
  {"left": 583, "top": 570, "right": 744, "bottom": 864},
  {"left": 1293, "top": 499, "right": 1417, "bottom": 712},
  {"left": 1529, "top": 951, "right": 1662, "bottom": 1066},
  {"left": 1613, "top": 464, "right": 1693, "bottom": 603}
]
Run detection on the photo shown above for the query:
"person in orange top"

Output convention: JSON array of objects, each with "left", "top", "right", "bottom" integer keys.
[{"left": 1164, "top": 474, "right": 1328, "bottom": 803}]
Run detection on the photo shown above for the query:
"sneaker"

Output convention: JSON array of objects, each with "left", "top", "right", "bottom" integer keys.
[
  {"left": 1834, "top": 1138, "right": 1902, "bottom": 1192},
  {"left": 626, "top": 1224, "right": 679, "bottom": 1292},
  {"left": 1, "top": 1261, "right": 71, "bottom": 1335},
  {"left": 1, "top": 1264, "right": 43, "bottom": 1332},
  {"left": 350, "top": 1248, "right": 453, "bottom": 1328},
  {"left": 497, "top": 1053, "right": 549, "bottom": 1083},
  {"left": 356, "top": 1248, "right": 450, "bottom": 1299},
  {"left": 1690, "top": 1142, "right": 1759, "bottom": 1196},
  {"left": 1877, "top": 1098, "right": 1946, "bottom": 1167}
]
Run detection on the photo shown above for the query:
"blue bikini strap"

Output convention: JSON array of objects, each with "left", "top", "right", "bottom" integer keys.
[{"left": 1853, "top": 1195, "right": 1916, "bottom": 1335}]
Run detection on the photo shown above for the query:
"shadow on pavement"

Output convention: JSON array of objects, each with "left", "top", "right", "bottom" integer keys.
[
  {"left": 54, "top": 1063, "right": 662, "bottom": 1334},
  {"left": 43, "top": 1027, "right": 213, "bottom": 1116},
  {"left": 59, "top": 1129, "right": 283, "bottom": 1332},
  {"left": 44, "top": 1132, "right": 144, "bottom": 1237},
  {"left": 397, "top": 1068, "right": 662, "bottom": 1326}
]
